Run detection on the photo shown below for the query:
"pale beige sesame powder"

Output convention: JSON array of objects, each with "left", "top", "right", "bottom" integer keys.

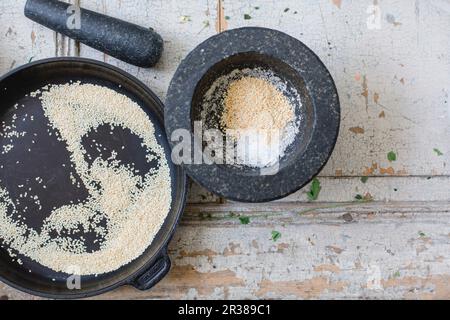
[{"left": 221, "top": 76, "right": 295, "bottom": 140}]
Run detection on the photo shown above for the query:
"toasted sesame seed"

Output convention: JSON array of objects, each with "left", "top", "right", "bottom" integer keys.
[{"left": 0, "top": 83, "right": 172, "bottom": 275}]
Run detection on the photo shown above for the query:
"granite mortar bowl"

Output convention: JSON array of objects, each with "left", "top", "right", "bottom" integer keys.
[{"left": 165, "top": 27, "right": 340, "bottom": 202}]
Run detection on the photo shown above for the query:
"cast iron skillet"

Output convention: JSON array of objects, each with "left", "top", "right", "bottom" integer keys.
[{"left": 0, "top": 57, "right": 187, "bottom": 299}]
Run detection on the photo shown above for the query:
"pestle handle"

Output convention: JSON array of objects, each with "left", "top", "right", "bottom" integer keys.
[{"left": 25, "top": 0, "right": 163, "bottom": 68}]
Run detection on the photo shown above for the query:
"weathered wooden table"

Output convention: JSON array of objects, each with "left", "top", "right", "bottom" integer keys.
[{"left": 0, "top": 0, "right": 449, "bottom": 300}]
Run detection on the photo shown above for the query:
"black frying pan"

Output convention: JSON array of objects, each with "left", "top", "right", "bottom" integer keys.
[{"left": 0, "top": 58, "right": 187, "bottom": 299}]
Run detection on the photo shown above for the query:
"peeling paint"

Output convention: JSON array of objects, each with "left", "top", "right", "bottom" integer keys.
[
  {"left": 349, "top": 127, "right": 365, "bottom": 134},
  {"left": 215, "top": 0, "right": 228, "bottom": 33},
  {"left": 257, "top": 277, "right": 347, "bottom": 299},
  {"left": 380, "top": 167, "right": 395, "bottom": 175},
  {"left": 314, "top": 264, "right": 341, "bottom": 273},
  {"left": 332, "top": 0, "right": 342, "bottom": 9}
]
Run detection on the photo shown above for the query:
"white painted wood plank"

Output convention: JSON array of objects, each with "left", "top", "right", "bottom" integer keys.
[
  {"left": 2, "top": 202, "right": 450, "bottom": 300},
  {"left": 221, "top": 0, "right": 450, "bottom": 177},
  {"left": 0, "top": 0, "right": 56, "bottom": 72},
  {"left": 68, "top": 0, "right": 450, "bottom": 203}
]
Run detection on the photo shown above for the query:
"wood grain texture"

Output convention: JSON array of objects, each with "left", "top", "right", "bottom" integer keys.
[
  {"left": 0, "top": 0, "right": 449, "bottom": 300},
  {"left": 2, "top": 202, "right": 450, "bottom": 300}
]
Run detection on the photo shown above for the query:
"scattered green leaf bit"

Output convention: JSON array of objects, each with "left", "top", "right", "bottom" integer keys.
[
  {"left": 28, "top": 56, "right": 35, "bottom": 63},
  {"left": 306, "top": 178, "right": 321, "bottom": 201},
  {"left": 271, "top": 230, "right": 281, "bottom": 242},
  {"left": 203, "top": 20, "right": 210, "bottom": 27},
  {"left": 284, "top": 8, "right": 290, "bottom": 12},
  {"left": 244, "top": 14, "right": 252, "bottom": 20},
  {"left": 355, "top": 193, "right": 373, "bottom": 202},
  {"left": 239, "top": 216, "right": 250, "bottom": 225},
  {"left": 393, "top": 271, "right": 401, "bottom": 278},
  {"left": 418, "top": 231, "right": 426, "bottom": 237},
  {"left": 179, "top": 15, "right": 191, "bottom": 23},
  {"left": 361, "top": 176, "right": 369, "bottom": 183},
  {"left": 433, "top": 148, "right": 444, "bottom": 156},
  {"left": 387, "top": 151, "right": 397, "bottom": 162},
  {"left": 254, "top": 6, "right": 260, "bottom": 10},
  {"left": 225, "top": 15, "right": 230, "bottom": 20}
]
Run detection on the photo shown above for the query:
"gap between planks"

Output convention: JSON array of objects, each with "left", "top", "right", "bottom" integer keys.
[{"left": 183, "top": 201, "right": 450, "bottom": 227}]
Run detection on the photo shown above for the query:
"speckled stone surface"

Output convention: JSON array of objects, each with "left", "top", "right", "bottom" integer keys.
[
  {"left": 25, "top": 0, "right": 163, "bottom": 67},
  {"left": 165, "top": 27, "right": 340, "bottom": 203}
]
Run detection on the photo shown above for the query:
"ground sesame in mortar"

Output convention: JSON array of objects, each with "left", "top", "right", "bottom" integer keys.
[
  {"left": 222, "top": 76, "right": 295, "bottom": 139},
  {"left": 0, "top": 82, "right": 172, "bottom": 275},
  {"left": 201, "top": 68, "right": 301, "bottom": 168}
]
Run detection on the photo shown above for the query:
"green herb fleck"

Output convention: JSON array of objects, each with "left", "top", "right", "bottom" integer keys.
[
  {"left": 418, "top": 231, "right": 426, "bottom": 237},
  {"left": 284, "top": 8, "right": 290, "bottom": 12},
  {"left": 179, "top": 15, "right": 192, "bottom": 23},
  {"left": 306, "top": 178, "right": 321, "bottom": 201},
  {"left": 225, "top": 15, "right": 230, "bottom": 20},
  {"left": 254, "top": 6, "right": 260, "bottom": 10},
  {"left": 355, "top": 193, "right": 373, "bottom": 202},
  {"left": 433, "top": 148, "right": 444, "bottom": 156},
  {"left": 361, "top": 176, "right": 369, "bottom": 183},
  {"left": 28, "top": 56, "right": 35, "bottom": 63},
  {"left": 244, "top": 14, "right": 252, "bottom": 20},
  {"left": 239, "top": 216, "right": 250, "bottom": 225},
  {"left": 387, "top": 151, "right": 397, "bottom": 162},
  {"left": 271, "top": 230, "right": 281, "bottom": 242},
  {"left": 393, "top": 271, "right": 401, "bottom": 278}
]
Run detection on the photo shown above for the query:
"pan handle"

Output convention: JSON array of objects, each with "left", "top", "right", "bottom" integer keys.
[
  {"left": 24, "top": 0, "right": 163, "bottom": 68},
  {"left": 131, "top": 251, "right": 171, "bottom": 291}
]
